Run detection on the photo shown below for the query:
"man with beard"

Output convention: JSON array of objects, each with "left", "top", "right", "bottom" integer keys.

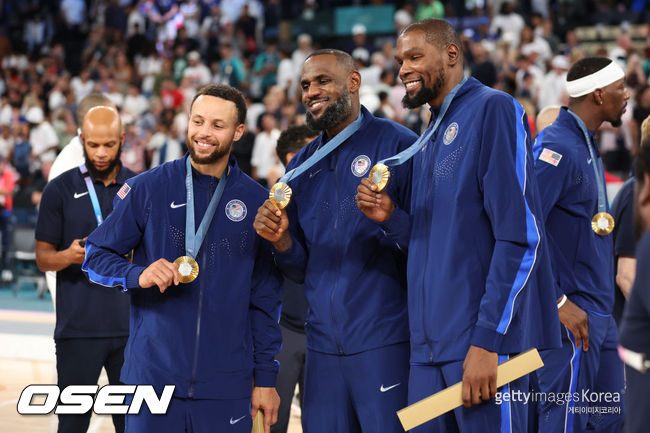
[
  {"left": 35, "top": 105, "right": 135, "bottom": 433},
  {"left": 619, "top": 121, "right": 650, "bottom": 433},
  {"left": 254, "top": 49, "right": 417, "bottom": 432},
  {"left": 532, "top": 57, "right": 629, "bottom": 433},
  {"left": 356, "top": 19, "right": 560, "bottom": 433},
  {"left": 82, "top": 84, "right": 282, "bottom": 433}
]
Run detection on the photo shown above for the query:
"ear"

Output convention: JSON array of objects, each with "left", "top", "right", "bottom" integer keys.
[
  {"left": 592, "top": 89, "right": 603, "bottom": 105},
  {"left": 446, "top": 43, "right": 461, "bottom": 67},
  {"left": 348, "top": 70, "right": 361, "bottom": 94},
  {"left": 119, "top": 132, "right": 126, "bottom": 147},
  {"left": 79, "top": 133, "right": 85, "bottom": 145},
  {"left": 233, "top": 123, "right": 245, "bottom": 142}
]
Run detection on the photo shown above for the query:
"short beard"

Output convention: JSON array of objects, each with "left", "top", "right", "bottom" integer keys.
[
  {"left": 83, "top": 146, "right": 122, "bottom": 180},
  {"left": 402, "top": 69, "right": 446, "bottom": 109},
  {"left": 305, "top": 88, "right": 352, "bottom": 131},
  {"left": 187, "top": 139, "right": 230, "bottom": 165}
]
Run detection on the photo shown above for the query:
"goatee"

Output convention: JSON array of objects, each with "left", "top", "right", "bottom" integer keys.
[
  {"left": 402, "top": 69, "right": 446, "bottom": 109},
  {"left": 83, "top": 146, "right": 122, "bottom": 180},
  {"left": 306, "top": 88, "right": 353, "bottom": 131}
]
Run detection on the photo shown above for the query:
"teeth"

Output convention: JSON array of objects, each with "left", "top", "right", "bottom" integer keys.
[
  {"left": 405, "top": 81, "right": 420, "bottom": 89},
  {"left": 310, "top": 100, "right": 325, "bottom": 109}
]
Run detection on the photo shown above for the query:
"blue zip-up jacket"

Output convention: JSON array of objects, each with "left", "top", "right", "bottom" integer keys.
[
  {"left": 82, "top": 155, "right": 282, "bottom": 399},
  {"left": 274, "top": 106, "right": 417, "bottom": 355},
  {"left": 534, "top": 107, "right": 614, "bottom": 315},
  {"left": 383, "top": 78, "right": 561, "bottom": 363}
]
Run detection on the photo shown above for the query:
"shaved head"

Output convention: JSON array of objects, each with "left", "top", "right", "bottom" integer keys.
[
  {"left": 81, "top": 106, "right": 123, "bottom": 180},
  {"left": 400, "top": 18, "right": 463, "bottom": 60},
  {"left": 536, "top": 106, "right": 561, "bottom": 132}
]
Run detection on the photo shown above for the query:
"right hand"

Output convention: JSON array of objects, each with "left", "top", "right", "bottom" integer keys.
[
  {"left": 66, "top": 238, "right": 87, "bottom": 265},
  {"left": 254, "top": 200, "right": 291, "bottom": 251},
  {"left": 558, "top": 298, "right": 589, "bottom": 351},
  {"left": 356, "top": 178, "right": 395, "bottom": 223},
  {"left": 138, "top": 258, "right": 180, "bottom": 293}
]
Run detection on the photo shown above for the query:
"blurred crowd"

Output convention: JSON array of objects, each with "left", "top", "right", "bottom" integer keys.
[{"left": 2, "top": 0, "right": 650, "bottom": 278}]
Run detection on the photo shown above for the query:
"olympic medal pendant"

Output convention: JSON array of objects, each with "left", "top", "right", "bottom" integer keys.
[
  {"left": 269, "top": 182, "right": 292, "bottom": 209},
  {"left": 591, "top": 212, "right": 615, "bottom": 236},
  {"left": 368, "top": 163, "right": 391, "bottom": 192},
  {"left": 174, "top": 256, "right": 199, "bottom": 283}
]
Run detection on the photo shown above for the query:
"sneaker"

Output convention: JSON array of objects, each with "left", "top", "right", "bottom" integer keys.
[{"left": 1, "top": 269, "right": 13, "bottom": 282}]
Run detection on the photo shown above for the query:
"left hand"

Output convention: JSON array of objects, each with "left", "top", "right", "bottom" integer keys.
[
  {"left": 251, "top": 386, "right": 280, "bottom": 433},
  {"left": 461, "top": 345, "right": 498, "bottom": 407}
]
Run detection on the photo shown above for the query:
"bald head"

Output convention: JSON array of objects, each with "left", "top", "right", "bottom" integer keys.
[
  {"left": 536, "top": 106, "right": 561, "bottom": 132},
  {"left": 83, "top": 106, "right": 122, "bottom": 137},
  {"left": 81, "top": 106, "right": 124, "bottom": 180}
]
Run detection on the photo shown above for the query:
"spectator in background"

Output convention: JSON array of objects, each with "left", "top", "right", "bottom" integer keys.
[
  {"left": 251, "top": 112, "right": 281, "bottom": 187},
  {"left": 232, "top": 123, "right": 256, "bottom": 177},
  {"left": 292, "top": 34, "right": 313, "bottom": 75},
  {"left": 147, "top": 118, "right": 183, "bottom": 168},
  {"left": 216, "top": 44, "right": 246, "bottom": 89},
  {"left": 122, "top": 82, "right": 150, "bottom": 120},
  {"left": 0, "top": 155, "right": 16, "bottom": 282},
  {"left": 538, "top": 55, "right": 570, "bottom": 111},
  {"left": 632, "top": 85, "right": 650, "bottom": 150},
  {"left": 183, "top": 50, "right": 211, "bottom": 88},
  {"left": 253, "top": 40, "right": 280, "bottom": 99},
  {"left": 415, "top": 0, "right": 445, "bottom": 20},
  {"left": 26, "top": 106, "right": 58, "bottom": 168}
]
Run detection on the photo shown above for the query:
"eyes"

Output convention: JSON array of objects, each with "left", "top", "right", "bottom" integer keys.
[
  {"left": 301, "top": 78, "right": 332, "bottom": 90},
  {"left": 192, "top": 119, "right": 223, "bottom": 129}
]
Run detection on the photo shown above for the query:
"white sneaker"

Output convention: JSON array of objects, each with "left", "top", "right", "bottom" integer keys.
[{"left": 1, "top": 269, "right": 13, "bottom": 282}]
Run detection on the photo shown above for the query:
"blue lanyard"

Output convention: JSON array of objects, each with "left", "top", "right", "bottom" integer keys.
[
  {"left": 278, "top": 111, "right": 364, "bottom": 184},
  {"left": 79, "top": 164, "right": 103, "bottom": 226},
  {"left": 184, "top": 156, "right": 228, "bottom": 258},
  {"left": 380, "top": 77, "right": 467, "bottom": 167},
  {"left": 567, "top": 110, "right": 607, "bottom": 213}
]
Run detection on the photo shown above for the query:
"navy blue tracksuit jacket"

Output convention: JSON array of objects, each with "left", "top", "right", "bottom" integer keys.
[
  {"left": 274, "top": 106, "right": 418, "bottom": 355},
  {"left": 82, "top": 156, "right": 282, "bottom": 400}
]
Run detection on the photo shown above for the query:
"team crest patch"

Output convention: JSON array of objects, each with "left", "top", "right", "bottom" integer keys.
[
  {"left": 225, "top": 199, "right": 247, "bottom": 222},
  {"left": 443, "top": 122, "right": 459, "bottom": 145},
  {"left": 117, "top": 183, "right": 131, "bottom": 200},
  {"left": 539, "top": 148, "right": 563, "bottom": 166},
  {"left": 351, "top": 155, "right": 371, "bottom": 177}
]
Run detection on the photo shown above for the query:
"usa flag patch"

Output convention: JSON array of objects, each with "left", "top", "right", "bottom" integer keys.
[
  {"left": 539, "top": 148, "right": 563, "bottom": 166},
  {"left": 117, "top": 183, "right": 131, "bottom": 200}
]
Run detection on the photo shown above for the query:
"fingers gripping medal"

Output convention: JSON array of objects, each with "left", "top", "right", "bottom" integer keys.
[
  {"left": 269, "top": 182, "right": 292, "bottom": 209},
  {"left": 174, "top": 256, "right": 199, "bottom": 283},
  {"left": 592, "top": 212, "right": 615, "bottom": 235},
  {"left": 368, "top": 163, "right": 390, "bottom": 192}
]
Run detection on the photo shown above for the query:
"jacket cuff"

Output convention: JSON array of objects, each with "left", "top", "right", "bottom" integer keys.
[
  {"left": 470, "top": 325, "right": 504, "bottom": 353},
  {"left": 380, "top": 206, "right": 409, "bottom": 235},
  {"left": 253, "top": 367, "right": 278, "bottom": 388},
  {"left": 125, "top": 266, "right": 146, "bottom": 290}
]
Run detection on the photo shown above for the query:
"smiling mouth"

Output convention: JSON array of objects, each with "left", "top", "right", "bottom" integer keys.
[
  {"left": 194, "top": 139, "right": 214, "bottom": 151},
  {"left": 403, "top": 79, "right": 422, "bottom": 92},
  {"left": 308, "top": 99, "right": 328, "bottom": 112}
]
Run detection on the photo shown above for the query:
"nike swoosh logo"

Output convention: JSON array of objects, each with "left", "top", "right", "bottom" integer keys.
[
  {"left": 587, "top": 158, "right": 592, "bottom": 164},
  {"left": 380, "top": 383, "right": 401, "bottom": 392},
  {"left": 309, "top": 168, "right": 322, "bottom": 178},
  {"left": 170, "top": 202, "right": 186, "bottom": 209},
  {"left": 74, "top": 191, "right": 89, "bottom": 199},
  {"left": 230, "top": 415, "right": 246, "bottom": 425}
]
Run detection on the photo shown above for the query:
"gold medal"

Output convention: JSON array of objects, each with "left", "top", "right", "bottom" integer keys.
[
  {"left": 368, "top": 163, "right": 391, "bottom": 192},
  {"left": 269, "top": 182, "right": 292, "bottom": 209},
  {"left": 173, "top": 256, "right": 199, "bottom": 283},
  {"left": 591, "top": 212, "right": 615, "bottom": 236}
]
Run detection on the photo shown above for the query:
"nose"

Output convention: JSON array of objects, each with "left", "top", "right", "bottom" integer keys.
[
  {"left": 624, "top": 87, "right": 631, "bottom": 101},
  {"left": 398, "top": 61, "right": 412, "bottom": 83},
  {"left": 302, "top": 82, "right": 321, "bottom": 102}
]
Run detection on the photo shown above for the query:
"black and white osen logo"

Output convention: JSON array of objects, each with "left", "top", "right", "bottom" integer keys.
[{"left": 17, "top": 384, "right": 175, "bottom": 415}]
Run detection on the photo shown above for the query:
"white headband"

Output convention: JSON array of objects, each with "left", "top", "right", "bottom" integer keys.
[{"left": 566, "top": 61, "right": 625, "bottom": 98}]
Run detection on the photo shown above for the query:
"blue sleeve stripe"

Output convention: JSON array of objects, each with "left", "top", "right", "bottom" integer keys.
[
  {"left": 496, "top": 101, "right": 541, "bottom": 334},
  {"left": 532, "top": 129, "right": 545, "bottom": 164},
  {"left": 81, "top": 243, "right": 128, "bottom": 290}
]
